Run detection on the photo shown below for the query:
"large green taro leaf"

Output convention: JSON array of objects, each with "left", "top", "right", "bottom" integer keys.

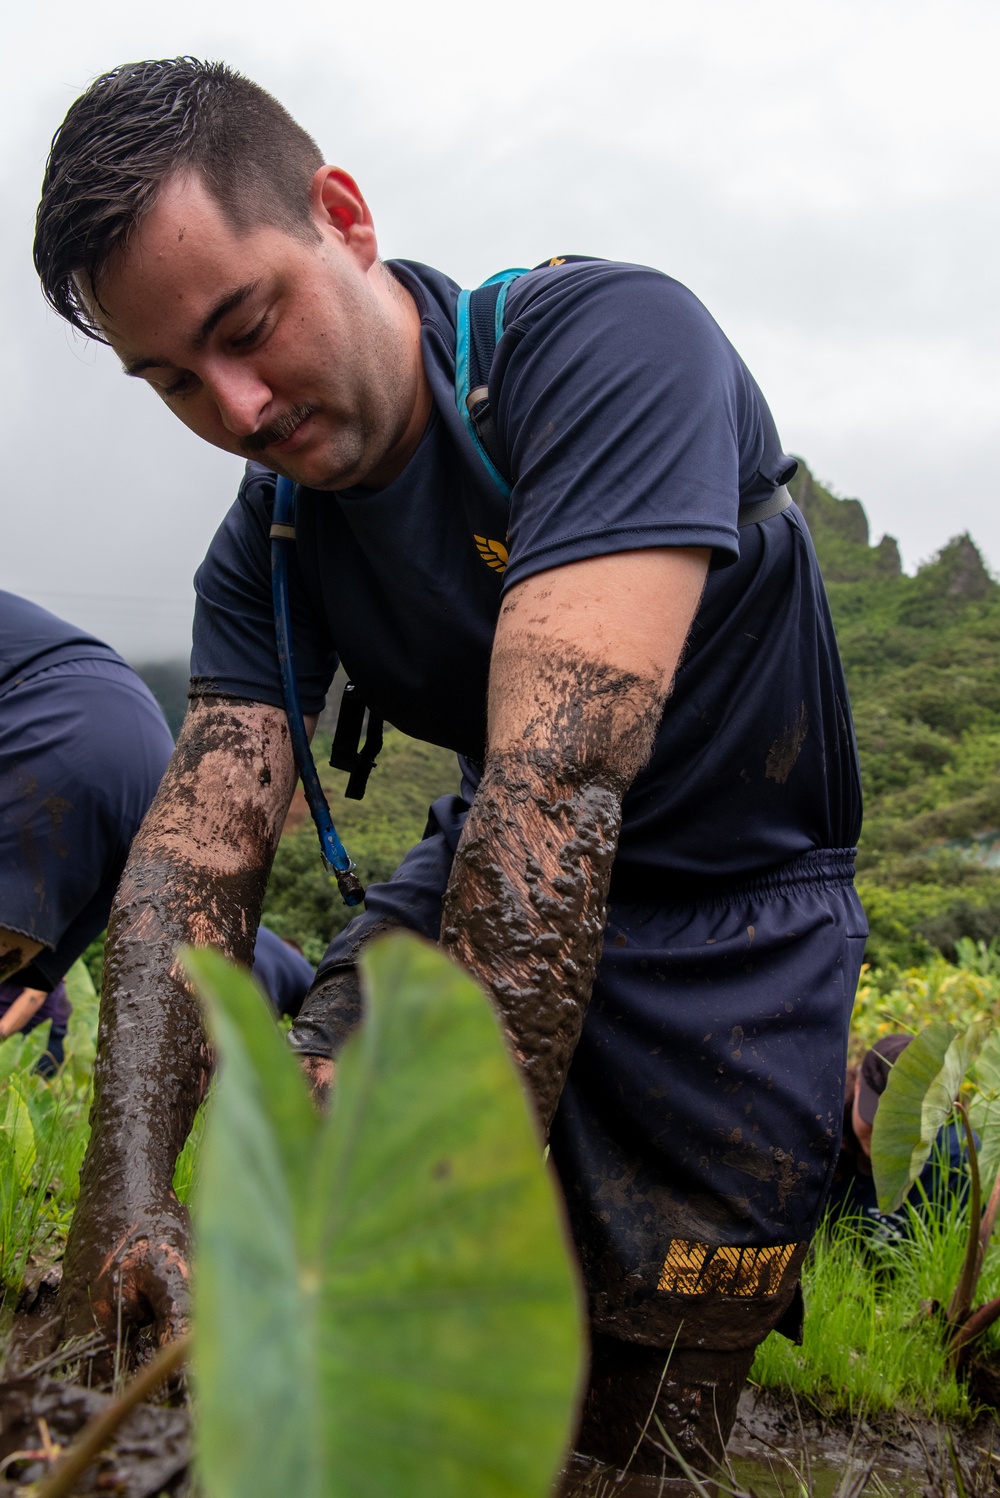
[
  {"left": 186, "top": 946, "right": 322, "bottom": 1498},
  {"left": 872, "top": 1022, "right": 985, "bottom": 1213},
  {"left": 187, "top": 934, "right": 585, "bottom": 1498},
  {"left": 970, "top": 1029, "right": 1000, "bottom": 1194}
]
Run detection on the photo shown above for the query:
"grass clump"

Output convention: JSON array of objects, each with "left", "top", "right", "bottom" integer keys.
[{"left": 752, "top": 1188, "right": 1000, "bottom": 1420}]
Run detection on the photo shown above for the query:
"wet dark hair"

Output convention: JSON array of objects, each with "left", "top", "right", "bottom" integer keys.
[{"left": 33, "top": 58, "right": 324, "bottom": 341}]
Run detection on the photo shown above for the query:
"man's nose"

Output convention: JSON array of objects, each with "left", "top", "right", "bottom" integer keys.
[{"left": 207, "top": 364, "right": 273, "bottom": 438}]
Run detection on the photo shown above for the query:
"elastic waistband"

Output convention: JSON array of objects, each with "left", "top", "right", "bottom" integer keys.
[{"left": 608, "top": 847, "right": 857, "bottom": 908}]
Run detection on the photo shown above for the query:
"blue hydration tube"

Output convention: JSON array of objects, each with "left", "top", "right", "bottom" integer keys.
[{"left": 270, "top": 476, "right": 364, "bottom": 906}]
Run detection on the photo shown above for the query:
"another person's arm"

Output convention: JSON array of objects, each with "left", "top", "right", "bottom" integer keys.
[
  {"left": 57, "top": 694, "right": 300, "bottom": 1345},
  {"left": 0, "top": 985, "right": 49, "bottom": 1037},
  {"left": 440, "top": 546, "right": 709, "bottom": 1130}
]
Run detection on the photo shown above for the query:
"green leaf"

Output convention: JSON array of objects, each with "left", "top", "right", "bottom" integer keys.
[
  {"left": 312, "top": 934, "right": 585, "bottom": 1498},
  {"left": 63, "top": 956, "right": 97, "bottom": 1008},
  {"left": 872, "top": 1022, "right": 986, "bottom": 1212},
  {"left": 185, "top": 948, "right": 322, "bottom": 1498},
  {"left": 970, "top": 1030, "right": 1000, "bottom": 1190},
  {"left": 0, "top": 1025, "right": 48, "bottom": 1082},
  {"left": 183, "top": 947, "right": 320, "bottom": 1231},
  {"left": 64, "top": 957, "right": 99, "bottom": 1087},
  {"left": 1, "top": 1081, "right": 37, "bottom": 1188},
  {"left": 188, "top": 933, "right": 585, "bottom": 1498}
]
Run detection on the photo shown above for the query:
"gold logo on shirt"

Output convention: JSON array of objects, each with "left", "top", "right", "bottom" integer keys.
[
  {"left": 548, "top": 256, "right": 567, "bottom": 267},
  {"left": 474, "top": 536, "right": 509, "bottom": 573},
  {"left": 657, "top": 1240, "right": 801, "bottom": 1298}
]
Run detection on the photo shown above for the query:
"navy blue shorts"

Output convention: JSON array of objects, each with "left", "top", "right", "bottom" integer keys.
[
  {"left": 316, "top": 795, "right": 867, "bottom": 1349},
  {"left": 0, "top": 658, "right": 174, "bottom": 989}
]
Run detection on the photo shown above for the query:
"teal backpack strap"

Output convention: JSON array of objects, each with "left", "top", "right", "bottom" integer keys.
[
  {"left": 457, "top": 263, "right": 792, "bottom": 528},
  {"left": 455, "top": 268, "right": 528, "bottom": 497}
]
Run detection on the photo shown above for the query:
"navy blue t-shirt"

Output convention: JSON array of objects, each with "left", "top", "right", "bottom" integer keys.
[
  {"left": 192, "top": 259, "right": 861, "bottom": 884},
  {"left": 0, "top": 590, "right": 124, "bottom": 689},
  {"left": 0, "top": 592, "right": 174, "bottom": 988},
  {"left": 252, "top": 925, "right": 315, "bottom": 1019}
]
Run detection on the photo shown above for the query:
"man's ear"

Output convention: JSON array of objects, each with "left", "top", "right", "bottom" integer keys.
[{"left": 310, "top": 166, "right": 378, "bottom": 266}]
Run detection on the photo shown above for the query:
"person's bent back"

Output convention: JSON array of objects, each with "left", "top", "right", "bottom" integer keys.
[{"left": 0, "top": 590, "right": 174, "bottom": 990}]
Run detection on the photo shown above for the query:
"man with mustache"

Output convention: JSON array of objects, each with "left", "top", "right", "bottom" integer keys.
[{"left": 32, "top": 58, "right": 866, "bottom": 1474}]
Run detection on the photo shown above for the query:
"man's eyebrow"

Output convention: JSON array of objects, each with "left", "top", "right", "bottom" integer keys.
[
  {"left": 123, "top": 355, "right": 170, "bottom": 378},
  {"left": 193, "top": 280, "right": 263, "bottom": 348},
  {"left": 121, "top": 280, "right": 264, "bottom": 377}
]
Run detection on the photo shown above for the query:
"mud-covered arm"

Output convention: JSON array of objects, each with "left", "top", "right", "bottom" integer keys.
[
  {"left": 59, "top": 695, "right": 300, "bottom": 1341},
  {"left": 440, "top": 547, "right": 710, "bottom": 1131}
]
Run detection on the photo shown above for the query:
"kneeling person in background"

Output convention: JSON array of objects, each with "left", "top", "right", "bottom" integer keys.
[
  {"left": 0, "top": 590, "right": 174, "bottom": 1017},
  {"left": 829, "top": 1034, "right": 971, "bottom": 1239}
]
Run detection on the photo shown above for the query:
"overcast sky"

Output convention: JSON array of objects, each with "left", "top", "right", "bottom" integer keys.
[{"left": 2, "top": 0, "right": 997, "bottom": 660}]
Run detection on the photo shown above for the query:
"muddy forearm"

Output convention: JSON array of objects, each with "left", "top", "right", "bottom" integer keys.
[
  {"left": 440, "top": 751, "right": 625, "bottom": 1128},
  {"left": 440, "top": 642, "right": 667, "bottom": 1130},
  {"left": 70, "top": 696, "right": 296, "bottom": 1224},
  {"left": 80, "top": 858, "right": 264, "bottom": 1204}
]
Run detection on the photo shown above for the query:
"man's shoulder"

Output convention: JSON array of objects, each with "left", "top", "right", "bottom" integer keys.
[
  {"left": 390, "top": 255, "right": 720, "bottom": 345},
  {"left": 0, "top": 589, "right": 126, "bottom": 692},
  {"left": 504, "top": 257, "right": 724, "bottom": 338}
]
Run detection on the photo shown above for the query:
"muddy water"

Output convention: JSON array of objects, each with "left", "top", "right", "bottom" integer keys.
[
  {"left": 725, "top": 1388, "right": 1000, "bottom": 1498},
  {"left": 558, "top": 1385, "right": 1000, "bottom": 1497}
]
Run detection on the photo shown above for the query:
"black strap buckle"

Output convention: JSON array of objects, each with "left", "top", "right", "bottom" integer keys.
[{"left": 329, "top": 682, "right": 384, "bottom": 800}]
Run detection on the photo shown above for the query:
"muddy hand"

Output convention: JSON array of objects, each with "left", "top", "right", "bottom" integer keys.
[
  {"left": 298, "top": 1054, "right": 335, "bottom": 1110},
  {"left": 59, "top": 1195, "right": 193, "bottom": 1349}
]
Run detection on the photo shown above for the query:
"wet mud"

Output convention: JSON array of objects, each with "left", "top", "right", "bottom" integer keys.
[
  {"left": 559, "top": 1385, "right": 1000, "bottom": 1497},
  {"left": 726, "top": 1385, "right": 1000, "bottom": 1498},
  {"left": 3, "top": 1321, "right": 1000, "bottom": 1498},
  {"left": 39, "top": 696, "right": 299, "bottom": 1360},
  {"left": 441, "top": 644, "right": 665, "bottom": 1129},
  {"left": 0, "top": 1375, "right": 190, "bottom": 1496}
]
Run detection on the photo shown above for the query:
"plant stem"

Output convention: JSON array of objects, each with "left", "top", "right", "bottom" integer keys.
[
  {"left": 949, "top": 1294, "right": 1000, "bottom": 1360},
  {"left": 33, "top": 1332, "right": 189, "bottom": 1498},
  {"left": 978, "top": 1167, "right": 1000, "bottom": 1265},
  {"left": 946, "top": 1102, "right": 982, "bottom": 1351}
]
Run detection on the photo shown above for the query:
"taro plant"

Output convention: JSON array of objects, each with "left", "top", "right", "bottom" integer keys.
[
  {"left": 0, "top": 958, "right": 98, "bottom": 1293},
  {"left": 184, "top": 932, "right": 586, "bottom": 1498},
  {"left": 871, "top": 1022, "right": 1000, "bottom": 1364}
]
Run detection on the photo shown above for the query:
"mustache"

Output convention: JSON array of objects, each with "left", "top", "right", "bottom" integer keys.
[{"left": 241, "top": 403, "right": 318, "bottom": 455}]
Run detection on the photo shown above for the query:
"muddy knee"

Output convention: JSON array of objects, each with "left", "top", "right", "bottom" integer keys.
[{"left": 575, "top": 1334, "right": 756, "bottom": 1477}]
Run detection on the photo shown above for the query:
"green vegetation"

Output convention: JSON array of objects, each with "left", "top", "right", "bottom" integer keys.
[
  {"left": 261, "top": 727, "right": 460, "bottom": 963},
  {"left": 792, "top": 464, "right": 1000, "bottom": 970},
  {"left": 186, "top": 936, "right": 584, "bottom": 1497},
  {"left": 0, "top": 961, "right": 203, "bottom": 1317},
  {"left": 849, "top": 940, "right": 1000, "bottom": 1061},
  {"left": 750, "top": 1203, "right": 1000, "bottom": 1419},
  {"left": 870, "top": 1023, "right": 1000, "bottom": 1362},
  {"left": 0, "top": 963, "right": 96, "bottom": 1301},
  {"left": 134, "top": 659, "right": 189, "bottom": 739}
]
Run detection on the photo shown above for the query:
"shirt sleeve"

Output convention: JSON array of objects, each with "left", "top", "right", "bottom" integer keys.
[
  {"left": 190, "top": 463, "right": 338, "bottom": 714},
  {"left": 494, "top": 262, "right": 776, "bottom": 589}
]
